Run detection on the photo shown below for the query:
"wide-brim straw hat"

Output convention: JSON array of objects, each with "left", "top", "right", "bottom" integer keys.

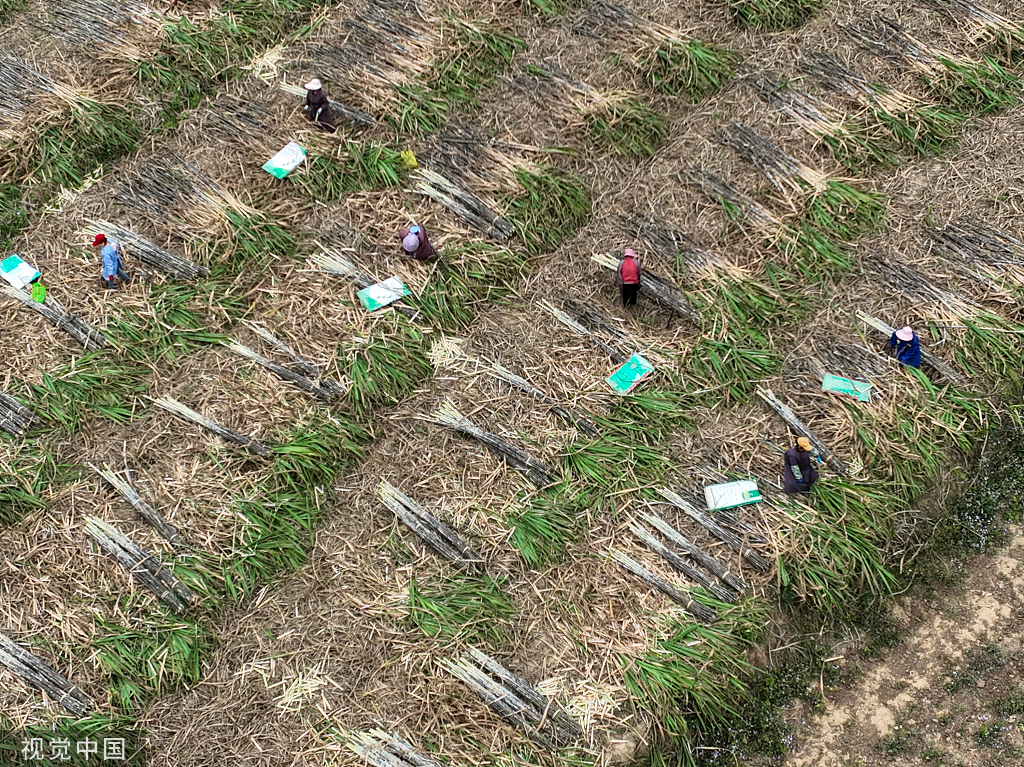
[
  {"left": 895, "top": 326, "right": 914, "bottom": 341},
  {"left": 796, "top": 437, "right": 812, "bottom": 451},
  {"left": 304, "top": 79, "right": 322, "bottom": 91}
]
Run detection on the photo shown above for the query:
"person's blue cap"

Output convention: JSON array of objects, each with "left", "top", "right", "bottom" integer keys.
[{"left": 410, "top": 225, "right": 420, "bottom": 234}]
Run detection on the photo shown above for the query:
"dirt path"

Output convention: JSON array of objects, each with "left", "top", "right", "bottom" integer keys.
[{"left": 784, "top": 530, "right": 1024, "bottom": 767}]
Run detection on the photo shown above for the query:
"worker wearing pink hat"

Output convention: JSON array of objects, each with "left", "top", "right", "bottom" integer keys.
[
  {"left": 888, "top": 325, "right": 921, "bottom": 368},
  {"left": 398, "top": 224, "right": 436, "bottom": 262},
  {"left": 616, "top": 248, "right": 642, "bottom": 307}
]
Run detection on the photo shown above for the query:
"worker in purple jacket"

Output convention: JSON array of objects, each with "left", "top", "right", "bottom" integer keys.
[
  {"left": 399, "top": 224, "right": 437, "bottom": 262},
  {"left": 783, "top": 437, "right": 819, "bottom": 494}
]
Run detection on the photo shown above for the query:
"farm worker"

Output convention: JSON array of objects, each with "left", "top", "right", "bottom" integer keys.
[
  {"left": 783, "top": 437, "right": 819, "bottom": 494},
  {"left": 888, "top": 326, "right": 921, "bottom": 368},
  {"left": 617, "top": 248, "right": 641, "bottom": 307},
  {"left": 93, "top": 233, "right": 130, "bottom": 290},
  {"left": 399, "top": 224, "right": 437, "bottom": 262},
  {"left": 303, "top": 79, "right": 336, "bottom": 133}
]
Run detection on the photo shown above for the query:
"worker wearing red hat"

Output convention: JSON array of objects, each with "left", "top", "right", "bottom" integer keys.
[{"left": 92, "top": 233, "right": 130, "bottom": 290}]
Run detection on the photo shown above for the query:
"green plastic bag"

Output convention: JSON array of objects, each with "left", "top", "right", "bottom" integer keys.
[{"left": 31, "top": 282, "right": 46, "bottom": 303}]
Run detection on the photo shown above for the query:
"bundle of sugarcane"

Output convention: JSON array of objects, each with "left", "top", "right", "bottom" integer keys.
[
  {"left": 378, "top": 480, "right": 484, "bottom": 573},
  {"left": 91, "top": 464, "right": 182, "bottom": 544},
  {"left": 246, "top": 324, "right": 345, "bottom": 398},
  {"left": 114, "top": 154, "right": 244, "bottom": 226},
  {"left": 656, "top": 487, "right": 772, "bottom": 571},
  {"left": 926, "top": 218, "right": 1024, "bottom": 287},
  {"left": 800, "top": 52, "right": 963, "bottom": 155},
  {"left": 747, "top": 75, "right": 891, "bottom": 169},
  {"left": 538, "top": 299, "right": 631, "bottom": 364},
  {"left": 412, "top": 168, "right": 515, "bottom": 240},
  {"left": 644, "top": 511, "right": 746, "bottom": 592},
  {"left": 679, "top": 168, "right": 858, "bottom": 276},
  {"left": 586, "top": 0, "right": 740, "bottom": 100},
  {"left": 1, "top": 284, "right": 108, "bottom": 350},
  {"left": 528, "top": 60, "right": 668, "bottom": 157},
  {"left": 847, "top": 18, "right": 1019, "bottom": 112},
  {"left": 610, "top": 550, "right": 718, "bottom": 622},
  {"left": 201, "top": 96, "right": 275, "bottom": 139},
  {"left": 0, "top": 56, "right": 56, "bottom": 131},
  {"left": 152, "top": 395, "right": 273, "bottom": 459},
  {"left": 721, "top": 123, "right": 827, "bottom": 198},
  {"left": 486, "top": 360, "right": 599, "bottom": 435},
  {"left": 621, "top": 211, "right": 724, "bottom": 276},
  {"left": 224, "top": 340, "right": 342, "bottom": 401},
  {"left": 278, "top": 82, "right": 376, "bottom": 128},
  {"left": 755, "top": 388, "right": 849, "bottom": 476},
  {"left": 856, "top": 311, "right": 963, "bottom": 384},
  {"left": 442, "top": 648, "right": 583, "bottom": 750},
  {"left": 923, "top": 0, "right": 1024, "bottom": 62},
  {"left": 679, "top": 168, "right": 787, "bottom": 238},
  {"left": 0, "top": 389, "right": 34, "bottom": 437},
  {"left": 313, "top": 247, "right": 421, "bottom": 321},
  {"left": 628, "top": 521, "right": 737, "bottom": 602},
  {"left": 44, "top": 0, "right": 154, "bottom": 49},
  {"left": 425, "top": 400, "right": 553, "bottom": 488},
  {"left": 83, "top": 220, "right": 208, "bottom": 280},
  {"left": 860, "top": 252, "right": 981, "bottom": 313},
  {"left": 591, "top": 251, "right": 700, "bottom": 322},
  {"left": 347, "top": 729, "right": 443, "bottom": 767},
  {"left": 84, "top": 516, "right": 195, "bottom": 614},
  {"left": 0, "top": 633, "right": 93, "bottom": 715}
]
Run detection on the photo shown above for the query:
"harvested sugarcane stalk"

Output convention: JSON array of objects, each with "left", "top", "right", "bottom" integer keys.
[
  {"left": 0, "top": 284, "right": 107, "bottom": 350},
  {"left": 644, "top": 512, "right": 746, "bottom": 592},
  {"left": 443, "top": 647, "right": 582, "bottom": 750},
  {"left": 424, "top": 401, "right": 553, "bottom": 488},
  {"left": 656, "top": 488, "right": 772, "bottom": 571},
  {"left": 800, "top": 52, "right": 962, "bottom": 155},
  {"left": 926, "top": 218, "right": 1024, "bottom": 287},
  {"left": 83, "top": 517, "right": 195, "bottom": 613},
  {"left": 629, "top": 521, "right": 737, "bottom": 602},
  {"left": 856, "top": 311, "right": 964, "bottom": 384},
  {"left": 45, "top": 0, "right": 154, "bottom": 48},
  {"left": 611, "top": 550, "right": 718, "bottom": 621},
  {"left": 562, "top": 297, "right": 643, "bottom": 353},
  {"left": 223, "top": 340, "right": 340, "bottom": 401},
  {"left": 591, "top": 251, "right": 700, "bottom": 321},
  {"left": 748, "top": 75, "right": 891, "bottom": 168},
  {"left": 0, "top": 633, "right": 93, "bottom": 715},
  {"left": 679, "top": 168, "right": 787, "bottom": 237},
  {"left": 485, "top": 360, "right": 599, "bottom": 436},
  {"left": 539, "top": 299, "right": 630, "bottom": 364},
  {"left": 0, "top": 389, "right": 34, "bottom": 437},
  {"left": 622, "top": 210, "right": 722, "bottom": 275},
  {"left": 247, "top": 323, "right": 322, "bottom": 379},
  {"left": 90, "top": 464, "right": 182, "bottom": 545},
  {"left": 412, "top": 168, "right": 515, "bottom": 240},
  {"left": 347, "top": 729, "right": 444, "bottom": 767},
  {"left": 279, "top": 82, "right": 376, "bottom": 127},
  {"left": 721, "top": 122, "right": 827, "bottom": 197},
  {"left": 755, "top": 388, "right": 849, "bottom": 476},
  {"left": 378, "top": 480, "right": 484, "bottom": 573},
  {"left": 152, "top": 395, "right": 272, "bottom": 459},
  {"left": 84, "top": 220, "right": 208, "bottom": 281},
  {"left": 923, "top": 0, "right": 1024, "bottom": 59}
]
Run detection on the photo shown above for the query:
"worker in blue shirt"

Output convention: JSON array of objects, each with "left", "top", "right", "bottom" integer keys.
[
  {"left": 888, "top": 326, "right": 921, "bottom": 368},
  {"left": 93, "top": 233, "right": 130, "bottom": 290}
]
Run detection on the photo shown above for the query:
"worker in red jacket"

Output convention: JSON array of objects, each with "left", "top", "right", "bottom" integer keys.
[
  {"left": 399, "top": 224, "right": 436, "bottom": 262},
  {"left": 616, "top": 248, "right": 641, "bottom": 307}
]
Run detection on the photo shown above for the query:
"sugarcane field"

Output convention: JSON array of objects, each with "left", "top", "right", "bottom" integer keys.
[{"left": 5, "top": 0, "right": 1024, "bottom": 764}]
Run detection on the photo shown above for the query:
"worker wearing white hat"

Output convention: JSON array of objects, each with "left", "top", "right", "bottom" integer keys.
[
  {"left": 888, "top": 325, "right": 921, "bottom": 368},
  {"left": 303, "top": 79, "right": 336, "bottom": 133}
]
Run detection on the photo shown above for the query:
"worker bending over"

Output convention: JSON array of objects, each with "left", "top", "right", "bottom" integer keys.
[
  {"left": 93, "top": 233, "right": 130, "bottom": 290},
  {"left": 783, "top": 437, "right": 819, "bottom": 494},
  {"left": 888, "top": 325, "right": 921, "bottom": 368}
]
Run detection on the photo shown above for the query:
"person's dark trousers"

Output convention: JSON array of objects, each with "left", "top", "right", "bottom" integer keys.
[{"left": 622, "top": 283, "right": 639, "bottom": 306}]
